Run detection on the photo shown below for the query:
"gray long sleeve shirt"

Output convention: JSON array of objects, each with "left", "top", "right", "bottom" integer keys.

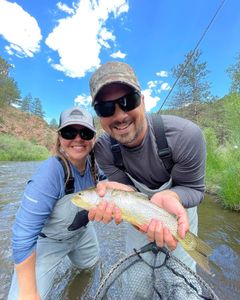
[{"left": 94, "top": 115, "right": 206, "bottom": 208}]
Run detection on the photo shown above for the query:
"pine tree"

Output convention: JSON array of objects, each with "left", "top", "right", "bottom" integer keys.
[
  {"left": 32, "top": 97, "right": 45, "bottom": 118},
  {"left": 170, "top": 49, "right": 214, "bottom": 121},
  {"left": 0, "top": 57, "right": 20, "bottom": 107},
  {"left": 49, "top": 118, "right": 58, "bottom": 129},
  {"left": 20, "top": 94, "right": 32, "bottom": 113}
]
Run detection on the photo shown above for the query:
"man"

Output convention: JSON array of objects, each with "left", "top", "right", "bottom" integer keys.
[{"left": 88, "top": 61, "right": 206, "bottom": 271}]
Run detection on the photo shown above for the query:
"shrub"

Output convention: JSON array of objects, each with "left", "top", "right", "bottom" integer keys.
[{"left": 0, "top": 134, "right": 50, "bottom": 161}]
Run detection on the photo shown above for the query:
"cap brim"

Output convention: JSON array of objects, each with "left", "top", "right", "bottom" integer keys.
[
  {"left": 92, "top": 78, "right": 140, "bottom": 104},
  {"left": 58, "top": 121, "right": 96, "bottom": 133}
]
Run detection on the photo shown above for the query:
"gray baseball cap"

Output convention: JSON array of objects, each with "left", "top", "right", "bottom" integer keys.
[
  {"left": 89, "top": 61, "right": 141, "bottom": 104},
  {"left": 58, "top": 106, "right": 96, "bottom": 133}
]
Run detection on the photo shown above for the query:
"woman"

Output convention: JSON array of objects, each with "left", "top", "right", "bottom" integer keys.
[{"left": 8, "top": 106, "right": 105, "bottom": 300}]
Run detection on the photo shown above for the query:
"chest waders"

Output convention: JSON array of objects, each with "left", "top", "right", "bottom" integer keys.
[
  {"left": 110, "top": 114, "right": 198, "bottom": 272},
  {"left": 39, "top": 157, "right": 89, "bottom": 240},
  {"left": 8, "top": 158, "right": 100, "bottom": 300}
]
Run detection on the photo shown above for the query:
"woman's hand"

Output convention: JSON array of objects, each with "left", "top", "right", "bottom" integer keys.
[{"left": 88, "top": 181, "right": 134, "bottom": 224}]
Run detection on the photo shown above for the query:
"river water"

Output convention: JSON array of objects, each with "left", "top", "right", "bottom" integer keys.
[{"left": 0, "top": 161, "right": 239, "bottom": 300}]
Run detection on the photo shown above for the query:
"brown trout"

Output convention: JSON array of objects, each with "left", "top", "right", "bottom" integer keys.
[{"left": 71, "top": 187, "right": 212, "bottom": 273}]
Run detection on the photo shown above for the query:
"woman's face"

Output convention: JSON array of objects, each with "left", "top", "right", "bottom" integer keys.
[{"left": 59, "top": 125, "right": 95, "bottom": 166}]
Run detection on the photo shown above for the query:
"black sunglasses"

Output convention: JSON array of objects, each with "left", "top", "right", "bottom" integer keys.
[
  {"left": 94, "top": 91, "right": 141, "bottom": 118},
  {"left": 59, "top": 126, "right": 95, "bottom": 140}
]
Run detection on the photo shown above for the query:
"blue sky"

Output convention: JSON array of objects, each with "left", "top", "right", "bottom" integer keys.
[{"left": 0, "top": 0, "right": 239, "bottom": 123}]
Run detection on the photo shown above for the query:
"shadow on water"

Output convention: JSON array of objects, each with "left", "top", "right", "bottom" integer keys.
[{"left": 0, "top": 161, "right": 239, "bottom": 299}]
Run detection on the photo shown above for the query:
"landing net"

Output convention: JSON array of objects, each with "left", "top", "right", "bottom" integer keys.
[{"left": 95, "top": 242, "right": 219, "bottom": 300}]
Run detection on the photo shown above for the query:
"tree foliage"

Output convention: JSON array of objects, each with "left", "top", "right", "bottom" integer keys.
[
  {"left": 20, "top": 94, "right": 32, "bottom": 113},
  {"left": 170, "top": 49, "right": 214, "bottom": 121},
  {"left": 0, "top": 57, "right": 11, "bottom": 77},
  {"left": 32, "top": 97, "right": 45, "bottom": 118},
  {"left": 49, "top": 118, "right": 58, "bottom": 129},
  {"left": 226, "top": 51, "right": 240, "bottom": 93},
  {"left": 222, "top": 93, "right": 240, "bottom": 144},
  {"left": 20, "top": 93, "right": 45, "bottom": 119},
  {"left": 0, "top": 57, "right": 20, "bottom": 107}
]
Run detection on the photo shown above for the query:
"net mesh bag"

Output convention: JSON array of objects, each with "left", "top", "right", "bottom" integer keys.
[{"left": 95, "top": 242, "right": 219, "bottom": 300}]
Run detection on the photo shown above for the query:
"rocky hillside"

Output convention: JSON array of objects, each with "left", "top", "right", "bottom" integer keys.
[{"left": 0, "top": 105, "right": 57, "bottom": 151}]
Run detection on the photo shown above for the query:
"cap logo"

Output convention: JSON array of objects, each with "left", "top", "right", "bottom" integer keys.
[{"left": 70, "top": 109, "right": 83, "bottom": 116}]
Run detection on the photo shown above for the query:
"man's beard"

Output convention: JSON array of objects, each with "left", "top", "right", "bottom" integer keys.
[{"left": 113, "top": 122, "right": 144, "bottom": 146}]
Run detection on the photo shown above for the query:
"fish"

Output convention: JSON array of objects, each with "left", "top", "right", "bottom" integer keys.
[{"left": 71, "top": 187, "right": 212, "bottom": 273}]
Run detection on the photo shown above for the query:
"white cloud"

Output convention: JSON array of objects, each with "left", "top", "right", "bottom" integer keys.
[
  {"left": 110, "top": 50, "right": 126, "bottom": 59},
  {"left": 0, "top": 0, "right": 42, "bottom": 57},
  {"left": 98, "top": 27, "right": 115, "bottom": 48},
  {"left": 115, "top": 2, "right": 129, "bottom": 16},
  {"left": 56, "top": 2, "right": 74, "bottom": 14},
  {"left": 156, "top": 70, "right": 168, "bottom": 77},
  {"left": 74, "top": 94, "right": 92, "bottom": 107},
  {"left": 142, "top": 89, "right": 160, "bottom": 112},
  {"left": 45, "top": 0, "right": 129, "bottom": 78},
  {"left": 142, "top": 79, "right": 171, "bottom": 111},
  {"left": 161, "top": 82, "right": 170, "bottom": 91},
  {"left": 147, "top": 80, "right": 159, "bottom": 89}
]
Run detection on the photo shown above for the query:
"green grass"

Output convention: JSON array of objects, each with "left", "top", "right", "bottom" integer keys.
[
  {"left": 217, "top": 144, "right": 240, "bottom": 211},
  {"left": 0, "top": 134, "right": 50, "bottom": 161},
  {"left": 204, "top": 129, "right": 240, "bottom": 211}
]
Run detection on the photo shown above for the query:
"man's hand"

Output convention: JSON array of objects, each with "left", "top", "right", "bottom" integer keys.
[
  {"left": 141, "top": 190, "right": 189, "bottom": 251},
  {"left": 88, "top": 181, "right": 134, "bottom": 224}
]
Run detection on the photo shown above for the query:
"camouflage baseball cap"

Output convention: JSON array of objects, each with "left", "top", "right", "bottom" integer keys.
[{"left": 89, "top": 61, "right": 141, "bottom": 104}]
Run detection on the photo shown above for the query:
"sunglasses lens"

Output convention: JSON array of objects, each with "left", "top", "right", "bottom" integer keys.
[
  {"left": 120, "top": 92, "right": 141, "bottom": 111},
  {"left": 94, "top": 91, "right": 141, "bottom": 118},
  {"left": 60, "top": 127, "right": 77, "bottom": 140},
  {"left": 60, "top": 127, "right": 95, "bottom": 140},
  {"left": 94, "top": 102, "right": 115, "bottom": 117},
  {"left": 80, "top": 127, "right": 95, "bottom": 140}
]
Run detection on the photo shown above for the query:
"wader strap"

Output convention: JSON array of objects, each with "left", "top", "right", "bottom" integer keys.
[
  {"left": 110, "top": 137, "right": 125, "bottom": 171},
  {"left": 56, "top": 156, "right": 75, "bottom": 194},
  {"left": 151, "top": 114, "right": 174, "bottom": 173}
]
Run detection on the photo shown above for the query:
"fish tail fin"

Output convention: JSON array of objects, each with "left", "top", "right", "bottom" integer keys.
[{"left": 178, "top": 231, "right": 212, "bottom": 274}]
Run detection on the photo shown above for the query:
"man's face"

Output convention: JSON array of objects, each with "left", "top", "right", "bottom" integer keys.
[{"left": 96, "top": 83, "right": 147, "bottom": 147}]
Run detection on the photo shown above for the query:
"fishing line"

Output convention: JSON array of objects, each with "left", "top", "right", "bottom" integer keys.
[{"left": 157, "top": 0, "right": 227, "bottom": 112}]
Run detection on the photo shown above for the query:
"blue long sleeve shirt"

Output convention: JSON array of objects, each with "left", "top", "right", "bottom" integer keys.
[{"left": 12, "top": 156, "right": 105, "bottom": 264}]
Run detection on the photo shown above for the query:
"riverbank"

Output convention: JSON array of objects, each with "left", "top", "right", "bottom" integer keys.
[
  {"left": 204, "top": 127, "right": 240, "bottom": 211},
  {"left": 0, "top": 134, "right": 50, "bottom": 161}
]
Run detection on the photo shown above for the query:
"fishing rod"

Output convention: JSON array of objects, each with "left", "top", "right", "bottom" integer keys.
[{"left": 157, "top": 0, "right": 227, "bottom": 113}]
